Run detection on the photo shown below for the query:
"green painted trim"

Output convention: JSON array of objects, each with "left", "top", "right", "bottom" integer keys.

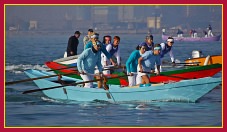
[{"left": 157, "top": 64, "right": 222, "bottom": 76}]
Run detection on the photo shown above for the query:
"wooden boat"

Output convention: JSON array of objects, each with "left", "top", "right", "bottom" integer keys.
[
  {"left": 45, "top": 61, "right": 222, "bottom": 85},
  {"left": 24, "top": 69, "right": 221, "bottom": 103},
  {"left": 185, "top": 55, "right": 222, "bottom": 66},
  {"left": 162, "top": 33, "right": 221, "bottom": 42}
]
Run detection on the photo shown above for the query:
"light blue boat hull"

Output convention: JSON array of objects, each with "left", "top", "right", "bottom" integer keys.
[{"left": 24, "top": 69, "right": 222, "bottom": 103}]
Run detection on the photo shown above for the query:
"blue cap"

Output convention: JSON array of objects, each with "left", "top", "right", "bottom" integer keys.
[{"left": 139, "top": 42, "right": 147, "bottom": 47}]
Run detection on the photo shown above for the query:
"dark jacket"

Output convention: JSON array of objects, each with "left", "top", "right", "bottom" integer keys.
[{"left": 66, "top": 35, "right": 79, "bottom": 56}]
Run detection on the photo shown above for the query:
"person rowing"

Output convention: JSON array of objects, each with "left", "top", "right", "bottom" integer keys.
[
  {"left": 85, "top": 33, "right": 117, "bottom": 72},
  {"left": 104, "top": 36, "right": 121, "bottom": 67},
  {"left": 159, "top": 37, "right": 175, "bottom": 72},
  {"left": 77, "top": 40, "right": 103, "bottom": 88},
  {"left": 137, "top": 44, "right": 161, "bottom": 85},
  {"left": 126, "top": 43, "right": 146, "bottom": 86},
  {"left": 136, "top": 34, "right": 154, "bottom": 51}
]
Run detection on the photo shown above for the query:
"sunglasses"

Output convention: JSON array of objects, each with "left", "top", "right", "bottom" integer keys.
[{"left": 93, "top": 43, "right": 101, "bottom": 47}]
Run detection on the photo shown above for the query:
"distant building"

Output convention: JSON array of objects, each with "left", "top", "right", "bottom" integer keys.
[{"left": 147, "top": 17, "right": 161, "bottom": 29}]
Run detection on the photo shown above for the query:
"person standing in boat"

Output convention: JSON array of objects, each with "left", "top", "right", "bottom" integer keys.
[
  {"left": 137, "top": 44, "right": 161, "bottom": 85},
  {"left": 177, "top": 29, "right": 183, "bottom": 37},
  {"left": 104, "top": 36, "right": 121, "bottom": 67},
  {"left": 65, "top": 31, "right": 81, "bottom": 57},
  {"left": 159, "top": 37, "right": 175, "bottom": 72},
  {"left": 207, "top": 24, "right": 214, "bottom": 37},
  {"left": 193, "top": 30, "right": 198, "bottom": 38},
  {"left": 203, "top": 30, "right": 208, "bottom": 38},
  {"left": 136, "top": 35, "right": 154, "bottom": 51},
  {"left": 83, "top": 29, "right": 94, "bottom": 49},
  {"left": 77, "top": 40, "right": 103, "bottom": 88},
  {"left": 126, "top": 43, "right": 146, "bottom": 86}
]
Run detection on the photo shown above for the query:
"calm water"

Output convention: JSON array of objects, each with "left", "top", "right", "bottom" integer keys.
[{"left": 5, "top": 31, "right": 222, "bottom": 127}]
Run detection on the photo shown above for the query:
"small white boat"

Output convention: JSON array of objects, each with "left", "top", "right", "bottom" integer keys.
[{"left": 53, "top": 54, "right": 79, "bottom": 65}]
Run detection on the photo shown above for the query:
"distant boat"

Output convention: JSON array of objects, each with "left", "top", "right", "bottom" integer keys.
[
  {"left": 9, "top": 25, "right": 20, "bottom": 32},
  {"left": 162, "top": 32, "right": 221, "bottom": 42},
  {"left": 53, "top": 54, "right": 79, "bottom": 65}
]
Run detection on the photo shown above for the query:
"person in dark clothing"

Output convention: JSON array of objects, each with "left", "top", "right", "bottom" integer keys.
[
  {"left": 177, "top": 29, "right": 183, "bottom": 37},
  {"left": 203, "top": 30, "right": 208, "bottom": 37},
  {"left": 207, "top": 24, "right": 213, "bottom": 37},
  {"left": 66, "top": 31, "right": 81, "bottom": 57},
  {"left": 136, "top": 35, "right": 154, "bottom": 51}
]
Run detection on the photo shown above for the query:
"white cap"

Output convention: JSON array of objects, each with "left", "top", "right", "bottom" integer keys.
[
  {"left": 167, "top": 38, "right": 174, "bottom": 42},
  {"left": 91, "top": 33, "right": 99, "bottom": 39}
]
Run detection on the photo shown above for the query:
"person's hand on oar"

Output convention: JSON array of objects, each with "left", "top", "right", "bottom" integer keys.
[
  {"left": 110, "top": 59, "right": 117, "bottom": 66},
  {"left": 171, "top": 61, "right": 176, "bottom": 67},
  {"left": 80, "top": 70, "right": 85, "bottom": 75},
  {"left": 128, "top": 72, "right": 134, "bottom": 76}
]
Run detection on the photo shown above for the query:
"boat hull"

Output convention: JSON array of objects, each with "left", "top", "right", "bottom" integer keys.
[
  {"left": 46, "top": 61, "right": 222, "bottom": 85},
  {"left": 24, "top": 69, "right": 221, "bottom": 103}
]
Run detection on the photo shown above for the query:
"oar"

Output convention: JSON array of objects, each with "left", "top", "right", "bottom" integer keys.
[
  {"left": 22, "top": 74, "right": 130, "bottom": 94},
  {"left": 183, "top": 64, "right": 199, "bottom": 67},
  {"left": 22, "top": 78, "right": 103, "bottom": 94},
  {"left": 164, "top": 62, "right": 200, "bottom": 67},
  {"left": 174, "top": 62, "right": 201, "bottom": 65},
  {"left": 47, "top": 65, "right": 125, "bottom": 72},
  {"left": 5, "top": 71, "right": 78, "bottom": 85},
  {"left": 141, "top": 71, "right": 190, "bottom": 80},
  {"left": 6, "top": 65, "right": 126, "bottom": 85}
]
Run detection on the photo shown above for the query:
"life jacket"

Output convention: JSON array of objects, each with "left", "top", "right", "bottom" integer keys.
[
  {"left": 109, "top": 43, "right": 118, "bottom": 57},
  {"left": 161, "top": 43, "right": 172, "bottom": 58},
  {"left": 146, "top": 42, "right": 154, "bottom": 51}
]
